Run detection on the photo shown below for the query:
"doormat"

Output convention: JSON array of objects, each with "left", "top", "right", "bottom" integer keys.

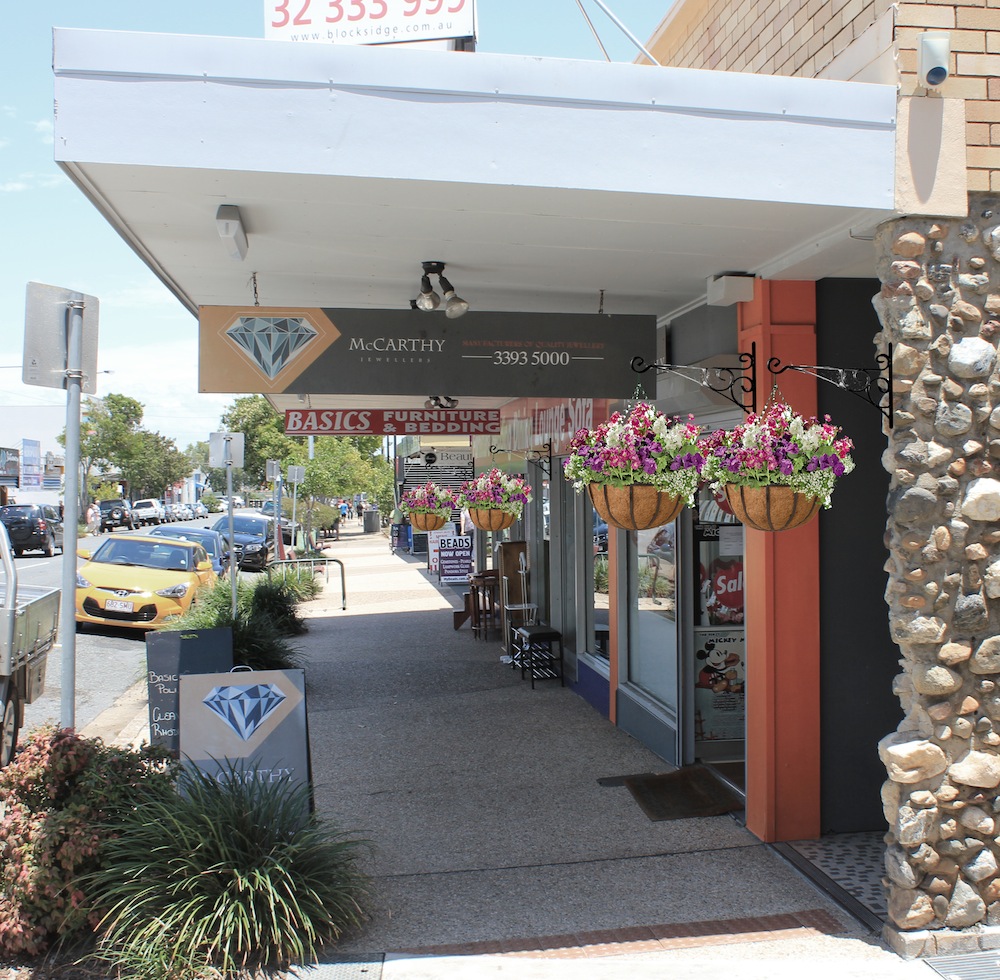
[{"left": 624, "top": 765, "right": 744, "bottom": 821}]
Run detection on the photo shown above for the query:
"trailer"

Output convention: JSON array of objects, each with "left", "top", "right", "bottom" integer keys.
[{"left": 0, "top": 522, "right": 59, "bottom": 766}]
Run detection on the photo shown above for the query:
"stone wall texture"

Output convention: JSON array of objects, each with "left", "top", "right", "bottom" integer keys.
[
  {"left": 647, "top": 1, "right": 1000, "bottom": 192},
  {"left": 875, "top": 194, "right": 1000, "bottom": 933}
]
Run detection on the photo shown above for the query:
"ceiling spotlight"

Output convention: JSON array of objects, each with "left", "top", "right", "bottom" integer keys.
[
  {"left": 416, "top": 274, "right": 441, "bottom": 311},
  {"left": 216, "top": 204, "right": 248, "bottom": 261},
  {"left": 415, "top": 260, "right": 469, "bottom": 317},
  {"left": 439, "top": 274, "right": 469, "bottom": 319}
]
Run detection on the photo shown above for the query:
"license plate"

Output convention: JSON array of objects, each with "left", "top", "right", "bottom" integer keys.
[{"left": 105, "top": 599, "right": 134, "bottom": 613}]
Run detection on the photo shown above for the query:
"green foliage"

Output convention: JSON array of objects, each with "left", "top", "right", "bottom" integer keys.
[
  {"left": 87, "top": 766, "right": 370, "bottom": 979},
  {"left": 0, "top": 728, "right": 177, "bottom": 957},
  {"left": 221, "top": 395, "right": 295, "bottom": 486},
  {"left": 267, "top": 565, "right": 323, "bottom": 602},
  {"left": 161, "top": 579, "right": 302, "bottom": 671},
  {"left": 199, "top": 490, "right": 222, "bottom": 513},
  {"left": 241, "top": 576, "right": 307, "bottom": 636}
]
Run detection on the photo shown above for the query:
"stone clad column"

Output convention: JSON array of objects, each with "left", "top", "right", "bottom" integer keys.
[{"left": 875, "top": 196, "right": 1000, "bottom": 954}]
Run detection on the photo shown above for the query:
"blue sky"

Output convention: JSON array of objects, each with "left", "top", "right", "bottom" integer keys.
[{"left": 0, "top": 1, "right": 668, "bottom": 453}]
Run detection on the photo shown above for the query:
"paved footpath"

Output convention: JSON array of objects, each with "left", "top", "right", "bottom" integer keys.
[{"left": 87, "top": 521, "right": 944, "bottom": 980}]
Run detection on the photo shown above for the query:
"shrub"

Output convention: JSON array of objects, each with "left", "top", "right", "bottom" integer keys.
[
  {"left": 0, "top": 728, "right": 177, "bottom": 957},
  {"left": 160, "top": 579, "right": 302, "bottom": 671},
  {"left": 268, "top": 564, "right": 323, "bottom": 602},
  {"left": 243, "top": 576, "right": 307, "bottom": 635},
  {"left": 88, "top": 766, "right": 370, "bottom": 980}
]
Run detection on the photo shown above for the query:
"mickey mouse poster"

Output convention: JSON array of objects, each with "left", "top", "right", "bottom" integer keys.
[{"left": 694, "top": 630, "right": 746, "bottom": 742}]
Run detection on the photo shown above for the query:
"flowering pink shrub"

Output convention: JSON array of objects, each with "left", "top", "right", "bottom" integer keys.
[
  {"left": 456, "top": 469, "right": 532, "bottom": 516},
  {"left": 0, "top": 726, "right": 176, "bottom": 956},
  {"left": 701, "top": 402, "right": 854, "bottom": 508},
  {"left": 400, "top": 482, "right": 456, "bottom": 516},
  {"left": 563, "top": 402, "right": 704, "bottom": 506}
]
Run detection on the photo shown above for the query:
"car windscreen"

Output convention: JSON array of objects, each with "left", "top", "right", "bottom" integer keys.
[
  {"left": 221, "top": 517, "right": 268, "bottom": 535},
  {"left": 92, "top": 538, "right": 195, "bottom": 571},
  {"left": 149, "top": 528, "right": 219, "bottom": 558}
]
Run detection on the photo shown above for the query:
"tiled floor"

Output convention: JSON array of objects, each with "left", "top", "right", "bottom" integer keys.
[
  {"left": 787, "top": 831, "right": 887, "bottom": 922},
  {"left": 392, "top": 909, "right": 846, "bottom": 959}
]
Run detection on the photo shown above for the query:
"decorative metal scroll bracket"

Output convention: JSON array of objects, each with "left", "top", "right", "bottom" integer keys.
[
  {"left": 767, "top": 344, "right": 893, "bottom": 429},
  {"left": 630, "top": 342, "right": 758, "bottom": 415},
  {"left": 489, "top": 442, "right": 553, "bottom": 478}
]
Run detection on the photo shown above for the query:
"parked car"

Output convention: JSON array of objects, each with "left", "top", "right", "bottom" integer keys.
[
  {"left": 210, "top": 513, "right": 272, "bottom": 572},
  {"left": 192, "top": 501, "right": 208, "bottom": 519},
  {"left": 177, "top": 503, "right": 193, "bottom": 520},
  {"left": 132, "top": 498, "right": 166, "bottom": 526},
  {"left": 99, "top": 499, "right": 137, "bottom": 533},
  {"left": 75, "top": 533, "right": 217, "bottom": 630},
  {"left": 257, "top": 501, "right": 296, "bottom": 545},
  {"left": 0, "top": 503, "right": 64, "bottom": 557},
  {"left": 147, "top": 524, "right": 229, "bottom": 576}
]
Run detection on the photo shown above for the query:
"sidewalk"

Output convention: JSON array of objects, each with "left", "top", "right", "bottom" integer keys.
[{"left": 95, "top": 520, "right": 939, "bottom": 980}]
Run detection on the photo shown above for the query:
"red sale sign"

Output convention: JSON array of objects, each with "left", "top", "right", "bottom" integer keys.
[
  {"left": 265, "top": 0, "right": 476, "bottom": 46},
  {"left": 284, "top": 407, "right": 500, "bottom": 435}
]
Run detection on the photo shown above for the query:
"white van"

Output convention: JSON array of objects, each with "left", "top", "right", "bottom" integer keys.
[{"left": 132, "top": 498, "right": 166, "bottom": 525}]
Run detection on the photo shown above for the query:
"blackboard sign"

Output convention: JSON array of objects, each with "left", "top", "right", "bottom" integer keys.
[{"left": 145, "top": 628, "right": 234, "bottom": 754}]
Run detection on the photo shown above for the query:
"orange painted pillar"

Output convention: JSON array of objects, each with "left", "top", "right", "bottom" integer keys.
[{"left": 739, "top": 281, "right": 821, "bottom": 843}]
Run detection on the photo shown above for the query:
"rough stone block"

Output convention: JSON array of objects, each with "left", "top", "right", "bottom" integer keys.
[{"left": 881, "top": 925, "right": 934, "bottom": 958}]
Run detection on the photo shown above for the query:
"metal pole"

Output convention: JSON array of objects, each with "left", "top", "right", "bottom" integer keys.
[
  {"left": 291, "top": 478, "right": 298, "bottom": 549},
  {"left": 226, "top": 440, "right": 237, "bottom": 619},
  {"left": 586, "top": 0, "right": 661, "bottom": 65},
  {"left": 60, "top": 297, "right": 84, "bottom": 730}
]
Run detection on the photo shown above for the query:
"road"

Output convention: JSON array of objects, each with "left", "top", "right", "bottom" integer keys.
[{"left": 17, "top": 519, "right": 206, "bottom": 736}]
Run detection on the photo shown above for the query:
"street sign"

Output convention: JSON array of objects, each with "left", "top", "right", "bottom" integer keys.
[
  {"left": 23, "top": 282, "right": 99, "bottom": 393},
  {"left": 209, "top": 432, "right": 245, "bottom": 468},
  {"left": 266, "top": 459, "right": 282, "bottom": 481},
  {"left": 287, "top": 465, "right": 305, "bottom": 484}
]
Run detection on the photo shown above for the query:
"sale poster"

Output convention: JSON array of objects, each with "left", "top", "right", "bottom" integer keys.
[{"left": 694, "top": 628, "right": 745, "bottom": 742}]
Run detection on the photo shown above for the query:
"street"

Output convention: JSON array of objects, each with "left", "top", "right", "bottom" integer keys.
[{"left": 16, "top": 523, "right": 201, "bottom": 736}]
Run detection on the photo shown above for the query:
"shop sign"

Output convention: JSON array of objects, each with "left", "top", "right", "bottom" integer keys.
[
  {"left": 437, "top": 534, "right": 473, "bottom": 584},
  {"left": 264, "top": 0, "right": 476, "bottom": 47},
  {"left": 199, "top": 306, "right": 654, "bottom": 399},
  {"left": 285, "top": 407, "right": 501, "bottom": 436},
  {"left": 179, "top": 668, "right": 311, "bottom": 794}
]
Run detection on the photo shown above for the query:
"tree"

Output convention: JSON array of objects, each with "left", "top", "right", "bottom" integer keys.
[{"left": 220, "top": 396, "right": 297, "bottom": 486}]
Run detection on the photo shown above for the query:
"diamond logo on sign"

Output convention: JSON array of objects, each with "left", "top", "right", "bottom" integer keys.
[
  {"left": 202, "top": 683, "right": 286, "bottom": 741},
  {"left": 226, "top": 316, "right": 318, "bottom": 380}
]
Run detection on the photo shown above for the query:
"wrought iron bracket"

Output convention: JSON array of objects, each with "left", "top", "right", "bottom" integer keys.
[
  {"left": 767, "top": 344, "right": 893, "bottom": 429},
  {"left": 490, "top": 442, "right": 553, "bottom": 478},
  {"left": 630, "top": 342, "right": 757, "bottom": 415}
]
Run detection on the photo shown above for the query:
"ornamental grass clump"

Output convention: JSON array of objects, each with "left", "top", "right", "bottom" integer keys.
[
  {"left": 456, "top": 468, "right": 532, "bottom": 516},
  {"left": 0, "top": 727, "right": 177, "bottom": 958},
  {"left": 86, "top": 765, "right": 371, "bottom": 980},
  {"left": 563, "top": 402, "right": 705, "bottom": 506},
  {"left": 400, "top": 481, "right": 457, "bottom": 519},
  {"left": 701, "top": 401, "right": 855, "bottom": 508}
]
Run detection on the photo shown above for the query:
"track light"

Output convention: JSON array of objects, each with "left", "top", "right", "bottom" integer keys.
[
  {"left": 216, "top": 204, "right": 248, "bottom": 261},
  {"left": 415, "top": 261, "right": 469, "bottom": 318}
]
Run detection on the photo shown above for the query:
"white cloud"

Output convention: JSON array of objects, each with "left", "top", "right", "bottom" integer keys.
[
  {"left": 31, "top": 119, "right": 53, "bottom": 145},
  {"left": 0, "top": 171, "right": 68, "bottom": 193},
  {"left": 0, "top": 180, "right": 29, "bottom": 193}
]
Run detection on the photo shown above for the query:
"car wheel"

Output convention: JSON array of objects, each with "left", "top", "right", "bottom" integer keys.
[
  {"left": 45, "top": 534, "right": 55, "bottom": 558},
  {"left": 13, "top": 548, "right": 22, "bottom": 557},
  {"left": 1, "top": 685, "right": 19, "bottom": 768}
]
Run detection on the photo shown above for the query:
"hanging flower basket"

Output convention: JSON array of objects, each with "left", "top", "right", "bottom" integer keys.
[
  {"left": 456, "top": 469, "right": 532, "bottom": 531},
  {"left": 563, "top": 402, "right": 704, "bottom": 530},
  {"left": 399, "top": 482, "right": 456, "bottom": 531},
  {"left": 588, "top": 484, "right": 685, "bottom": 531},
  {"left": 701, "top": 399, "right": 854, "bottom": 532},
  {"left": 723, "top": 484, "right": 820, "bottom": 532},
  {"left": 467, "top": 508, "right": 516, "bottom": 531},
  {"left": 409, "top": 511, "right": 447, "bottom": 532}
]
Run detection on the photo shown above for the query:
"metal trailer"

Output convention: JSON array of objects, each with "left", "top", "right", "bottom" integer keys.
[{"left": 0, "top": 522, "right": 59, "bottom": 766}]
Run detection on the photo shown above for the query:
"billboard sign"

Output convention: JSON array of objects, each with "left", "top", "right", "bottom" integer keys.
[
  {"left": 200, "top": 307, "right": 654, "bottom": 399},
  {"left": 265, "top": 0, "right": 476, "bottom": 46}
]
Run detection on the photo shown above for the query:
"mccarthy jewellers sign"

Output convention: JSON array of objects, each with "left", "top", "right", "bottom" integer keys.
[{"left": 199, "top": 307, "right": 655, "bottom": 398}]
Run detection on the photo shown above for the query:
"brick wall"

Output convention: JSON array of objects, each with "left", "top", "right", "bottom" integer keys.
[{"left": 647, "top": 1, "right": 1000, "bottom": 191}]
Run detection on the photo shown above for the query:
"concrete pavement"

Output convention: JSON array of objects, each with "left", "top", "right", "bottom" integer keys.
[{"left": 84, "top": 518, "right": 942, "bottom": 980}]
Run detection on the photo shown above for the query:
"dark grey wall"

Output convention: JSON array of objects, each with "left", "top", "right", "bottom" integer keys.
[
  {"left": 815, "top": 278, "right": 901, "bottom": 833},
  {"left": 668, "top": 304, "right": 737, "bottom": 363}
]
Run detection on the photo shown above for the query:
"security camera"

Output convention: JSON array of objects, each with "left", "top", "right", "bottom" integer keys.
[{"left": 918, "top": 32, "right": 950, "bottom": 88}]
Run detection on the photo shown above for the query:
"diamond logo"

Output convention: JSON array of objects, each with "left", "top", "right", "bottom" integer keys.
[
  {"left": 226, "top": 316, "right": 318, "bottom": 379},
  {"left": 202, "top": 683, "right": 287, "bottom": 740}
]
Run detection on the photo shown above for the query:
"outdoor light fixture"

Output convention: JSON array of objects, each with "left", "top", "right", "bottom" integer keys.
[
  {"left": 216, "top": 205, "right": 248, "bottom": 261},
  {"left": 415, "top": 261, "right": 469, "bottom": 318}
]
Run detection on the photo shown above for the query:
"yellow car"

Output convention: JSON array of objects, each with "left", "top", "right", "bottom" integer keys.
[{"left": 76, "top": 534, "right": 217, "bottom": 630}]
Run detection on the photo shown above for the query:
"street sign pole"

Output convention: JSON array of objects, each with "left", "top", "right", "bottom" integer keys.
[
  {"left": 60, "top": 296, "right": 84, "bottom": 730},
  {"left": 225, "top": 438, "right": 237, "bottom": 618}
]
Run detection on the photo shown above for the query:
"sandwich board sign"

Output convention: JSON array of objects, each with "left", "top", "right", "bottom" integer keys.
[{"left": 179, "top": 668, "right": 311, "bottom": 794}]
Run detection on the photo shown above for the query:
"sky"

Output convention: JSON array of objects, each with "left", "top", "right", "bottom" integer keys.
[{"left": 0, "top": 1, "right": 668, "bottom": 456}]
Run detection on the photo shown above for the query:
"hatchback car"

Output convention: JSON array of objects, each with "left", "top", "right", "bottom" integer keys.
[
  {"left": 0, "top": 503, "right": 64, "bottom": 557},
  {"left": 132, "top": 498, "right": 165, "bottom": 525},
  {"left": 75, "top": 534, "right": 217, "bottom": 629},
  {"left": 210, "top": 513, "right": 272, "bottom": 571},
  {"left": 146, "top": 524, "right": 229, "bottom": 576}
]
